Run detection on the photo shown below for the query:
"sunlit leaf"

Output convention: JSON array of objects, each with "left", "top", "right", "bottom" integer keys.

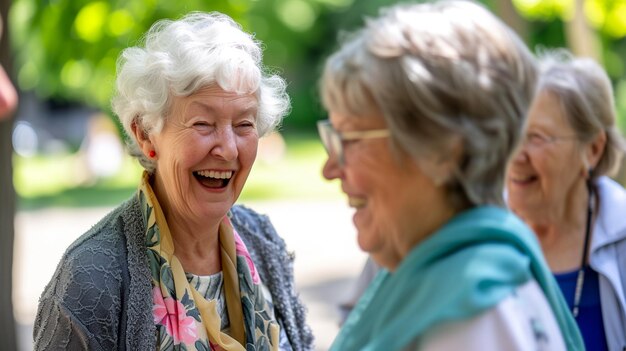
[
  {"left": 107, "top": 10, "right": 135, "bottom": 37},
  {"left": 8, "top": 0, "right": 36, "bottom": 45},
  {"left": 277, "top": 0, "right": 317, "bottom": 32},
  {"left": 18, "top": 61, "right": 40, "bottom": 90},
  {"left": 513, "top": 0, "right": 572, "bottom": 21},
  {"left": 584, "top": 0, "right": 605, "bottom": 29},
  {"left": 75, "top": 2, "right": 110, "bottom": 43},
  {"left": 61, "top": 60, "right": 92, "bottom": 89},
  {"left": 604, "top": 3, "right": 626, "bottom": 38}
]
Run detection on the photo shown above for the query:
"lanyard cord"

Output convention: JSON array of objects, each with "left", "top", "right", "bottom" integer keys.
[{"left": 572, "top": 178, "right": 595, "bottom": 318}]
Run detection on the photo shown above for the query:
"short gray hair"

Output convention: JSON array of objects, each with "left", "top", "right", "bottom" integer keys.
[
  {"left": 321, "top": 0, "right": 537, "bottom": 208},
  {"left": 112, "top": 12, "right": 290, "bottom": 172},
  {"left": 535, "top": 50, "right": 626, "bottom": 178}
]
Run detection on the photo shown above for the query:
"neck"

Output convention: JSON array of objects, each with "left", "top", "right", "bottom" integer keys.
[
  {"left": 151, "top": 176, "right": 224, "bottom": 276},
  {"left": 392, "top": 198, "right": 461, "bottom": 272},
  {"left": 523, "top": 184, "right": 591, "bottom": 273},
  {"left": 168, "top": 216, "right": 223, "bottom": 276}
]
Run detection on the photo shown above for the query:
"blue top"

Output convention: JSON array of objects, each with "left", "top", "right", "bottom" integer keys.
[{"left": 555, "top": 266, "right": 608, "bottom": 351}]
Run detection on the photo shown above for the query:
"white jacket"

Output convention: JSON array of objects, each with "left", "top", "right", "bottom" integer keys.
[{"left": 590, "top": 176, "right": 626, "bottom": 351}]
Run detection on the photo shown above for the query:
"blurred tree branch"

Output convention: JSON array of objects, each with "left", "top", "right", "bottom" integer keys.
[
  {"left": 565, "top": 0, "right": 600, "bottom": 61},
  {"left": 495, "top": 0, "right": 528, "bottom": 42}
]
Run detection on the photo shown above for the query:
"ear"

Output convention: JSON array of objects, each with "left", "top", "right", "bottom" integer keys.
[
  {"left": 417, "top": 137, "right": 463, "bottom": 186},
  {"left": 131, "top": 119, "right": 155, "bottom": 158},
  {"left": 583, "top": 130, "right": 606, "bottom": 175}
]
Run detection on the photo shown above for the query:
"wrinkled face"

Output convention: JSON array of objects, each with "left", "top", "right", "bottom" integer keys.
[
  {"left": 148, "top": 85, "right": 259, "bottom": 224},
  {"left": 321, "top": 111, "right": 439, "bottom": 268},
  {"left": 506, "top": 90, "right": 585, "bottom": 221}
]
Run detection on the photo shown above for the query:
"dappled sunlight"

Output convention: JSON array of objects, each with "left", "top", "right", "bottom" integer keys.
[
  {"left": 13, "top": 153, "right": 142, "bottom": 204},
  {"left": 74, "top": 1, "right": 109, "bottom": 43},
  {"left": 107, "top": 9, "right": 135, "bottom": 36},
  {"left": 277, "top": 0, "right": 316, "bottom": 32},
  {"left": 60, "top": 60, "right": 92, "bottom": 89}
]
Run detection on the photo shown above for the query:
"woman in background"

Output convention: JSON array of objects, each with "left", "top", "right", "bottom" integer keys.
[{"left": 507, "top": 52, "right": 626, "bottom": 350}]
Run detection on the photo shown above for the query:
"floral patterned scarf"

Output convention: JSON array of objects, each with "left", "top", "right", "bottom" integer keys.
[{"left": 139, "top": 172, "right": 279, "bottom": 350}]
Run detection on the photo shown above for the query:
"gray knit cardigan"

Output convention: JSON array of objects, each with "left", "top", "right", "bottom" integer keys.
[{"left": 33, "top": 196, "right": 314, "bottom": 350}]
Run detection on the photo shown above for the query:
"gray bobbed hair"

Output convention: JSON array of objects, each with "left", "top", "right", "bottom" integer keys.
[
  {"left": 535, "top": 50, "right": 626, "bottom": 179},
  {"left": 321, "top": 0, "right": 537, "bottom": 208},
  {"left": 112, "top": 12, "right": 290, "bottom": 173}
]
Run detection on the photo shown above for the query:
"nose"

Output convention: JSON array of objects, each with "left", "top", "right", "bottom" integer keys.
[
  {"left": 210, "top": 127, "right": 239, "bottom": 161},
  {"left": 322, "top": 154, "right": 341, "bottom": 181},
  {"left": 510, "top": 142, "right": 530, "bottom": 164}
]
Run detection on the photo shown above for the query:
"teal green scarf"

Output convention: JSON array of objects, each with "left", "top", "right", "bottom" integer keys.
[{"left": 331, "top": 206, "right": 584, "bottom": 351}]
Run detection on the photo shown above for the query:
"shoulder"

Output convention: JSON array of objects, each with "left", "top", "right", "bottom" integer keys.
[
  {"left": 595, "top": 176, "right": 626, "bottom": 244},
  {"left": 35, "top": 198, "right": 141, "bottom": 349},
  {"left": 61, "top": 197, "right": 138, "bottom": 273},
  {"left": 417, "top": 280, "right": 567, "bottom": 351},
  {"left": 39, "top": 198, "right": 136, "bottom": 297},
  {"left": 597, "top": 176, "right": 626, "bottom": 211}
]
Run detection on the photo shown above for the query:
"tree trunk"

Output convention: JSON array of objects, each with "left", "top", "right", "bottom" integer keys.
[
  {"left": 495, "top": 0, "right": 529, "bottom": 42},
  {"left": 565, "top": 0, "right": 601, "bottom": 61},
  {"left": 0, "top": 0, "right": 18, "bottom": 349}
]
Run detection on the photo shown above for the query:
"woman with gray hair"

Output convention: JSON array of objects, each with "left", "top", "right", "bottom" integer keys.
[
  {"left": 318, "top": 1, "right": 583, "bottom": 350},
  {"left": 34, "top": 12, "right": 312, "bottom": 351},
  {"left": 507, "top": 51, "right": 626, "bottom": 350}
]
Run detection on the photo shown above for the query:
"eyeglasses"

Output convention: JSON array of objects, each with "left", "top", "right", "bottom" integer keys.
[
  {"left": 317, "top": 119, "right": 390, "bottom": 166},
  {"left": 522, "top": 131, "right": 579, "bottom": 149}
]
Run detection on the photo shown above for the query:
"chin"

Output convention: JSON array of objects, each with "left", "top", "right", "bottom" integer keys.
[
  {"left": 200, "top": 202, "right": 234, "bottom": 220},
  {"left": 511, "top": 202, "right": 539, "bottom": 220},
  {"left": 356, "top": 230, "right": 382, "bottom": 254}
]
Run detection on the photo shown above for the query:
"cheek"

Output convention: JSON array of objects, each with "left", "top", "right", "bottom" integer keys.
[
  {"left": 526, "top": 149, "right": 556, "bottom": 179},
  {"left": 536, "top": 149, "right": 574, "bottom": 182},
  {"left": 532, "top": 153, "right": 581, "bottom": 202},
  {"left": 238, "top": 137, "right": 259, "bottom": 168},
  {"left": 159, "top": 131, "right": 198, "bottom": 158},
  {"left": 168, "top": 143, "right": 204, "bottom": 170},
  {"left": 344, "top": 165, "right": 375, "bottom": 195},
  {"left": 348, "top": 150, "right": 385, "bottom": 187}
]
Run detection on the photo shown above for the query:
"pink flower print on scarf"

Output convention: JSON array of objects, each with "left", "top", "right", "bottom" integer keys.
[
  {"left": 152, "top": 287, "right": 198, "bottom": 345},
  {"left": 210, "top": 340, "right": 224, "bottom": 351},
  {"left": 233, "top": 229, "right": 261, "bottom": 285}
]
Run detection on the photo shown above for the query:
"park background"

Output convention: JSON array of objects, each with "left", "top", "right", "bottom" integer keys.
[{"left": 2, "top": 0, "right": 626, "bottom": 350}]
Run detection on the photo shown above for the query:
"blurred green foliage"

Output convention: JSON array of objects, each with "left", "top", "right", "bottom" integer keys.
[
  {"left": 9, "top": 0, "right": 250, "bottom": 111},
  {"left": 7, "top": 0, "right": 626, "bottom": 134},
  {"left": 7, "top": 0, "right": 400, "bottom": 132}
]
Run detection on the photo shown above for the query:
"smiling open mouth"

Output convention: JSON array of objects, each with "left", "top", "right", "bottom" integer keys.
[
  {"left": 194, "top": 170, "right": 233, "bottom": 189},
  {"left": 348, "top": 196, "right": 366, "bottom": 209},
  {"left": 511, "top": 175, "right": 538, "bottom": 185}
]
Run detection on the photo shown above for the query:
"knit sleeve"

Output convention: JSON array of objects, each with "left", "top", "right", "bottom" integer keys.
[
  {"left": 230, "top": 205, "right": 315, "bottom": 350},
  {"left": 33, "top": 221, "right": 127, "bottom": 351},
  {"left": 33, "top": 293, "right": 102, "bottom": 350}
]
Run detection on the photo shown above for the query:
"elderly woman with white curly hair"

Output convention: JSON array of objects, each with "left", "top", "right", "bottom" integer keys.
[
  {"left": 33, "top": 12, "right": 312, "bottom": 351},
  {"left": 318, "top": 1, "right": 584, "bottom": 350}
]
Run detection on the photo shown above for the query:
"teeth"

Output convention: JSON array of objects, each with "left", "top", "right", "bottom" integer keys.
[
  {"left": 196, "top": 170, "right": 233, "bottom": 179},
  {"left": 511, "top": 175, "right": 533, "bottom": 182},
  {"left": 348, "top": 197, "right": 366, "bottom": 209}
]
